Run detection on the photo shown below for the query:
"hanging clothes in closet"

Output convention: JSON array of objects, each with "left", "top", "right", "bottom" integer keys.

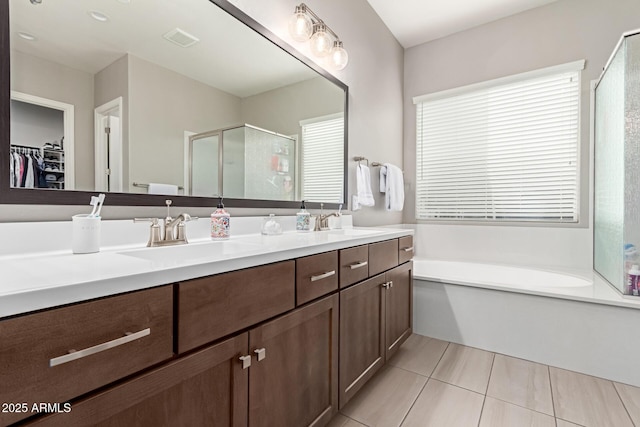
[{"left": 9, "top": 145, "right": 45, "bottom": 189}]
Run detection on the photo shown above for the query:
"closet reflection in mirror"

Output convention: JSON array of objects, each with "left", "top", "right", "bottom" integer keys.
[{"left": 8, "top": 0, "right": 346, "bottom": 204}]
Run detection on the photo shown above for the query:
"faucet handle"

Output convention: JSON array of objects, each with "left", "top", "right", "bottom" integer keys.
[{"left": 133, "top": 218, "right": 162, "bottom": 247}]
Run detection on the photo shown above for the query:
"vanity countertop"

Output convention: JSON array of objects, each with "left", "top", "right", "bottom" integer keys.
[{"left": 0, "top": 226, "right": 413, "bottom": 318}]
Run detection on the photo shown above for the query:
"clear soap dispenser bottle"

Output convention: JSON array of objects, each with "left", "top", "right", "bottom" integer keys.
[
  {"left": 296, "top": 200, "right": 311, "bottom": 232},
  {"left": 211, "top": 198, "right": 230, "bottom": 240}
]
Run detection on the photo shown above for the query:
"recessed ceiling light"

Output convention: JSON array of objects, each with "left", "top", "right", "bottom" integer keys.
[
  {"left": 17, "top": 32, "right": 37, "bottom": 41},
  {"left": 88, "top": 11, "right": 109, "bottom": 22}
]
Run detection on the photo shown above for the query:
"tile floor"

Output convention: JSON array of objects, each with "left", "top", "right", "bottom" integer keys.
[{"left": 328, "top": 333, "right": 640, "bottom": 427}]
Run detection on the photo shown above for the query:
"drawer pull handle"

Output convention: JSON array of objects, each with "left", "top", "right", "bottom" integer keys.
[
  {"left": 310, "top": 270, "right": 336, "bottom": 282},
  {"left": 239, "top": 355, "right": 252, "bottom": 369},
  {"left": 254, "top": 348, "right": 266, "bottom": 362},
  {"left": 349, "top": 261, "right": 368, "bottom": 270},
  {"left": 402, "top": 246, "right": 414, "bottom": 252},
  {"left": 49, "top": 328, "right": 150, "bottom": 367}
]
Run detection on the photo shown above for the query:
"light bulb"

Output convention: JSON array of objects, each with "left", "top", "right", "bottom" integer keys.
[
  {"left": 288, "top": 8, "right": 312, "bottom": 42},
  {"left": 310, "top": 24, "right": 332, "bottom": 57},
  {"left": 330, "top": 41, "right": 348, "bottom": 70}
]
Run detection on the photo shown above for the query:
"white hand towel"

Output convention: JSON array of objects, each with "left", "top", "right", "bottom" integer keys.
[
  {"left": 381, "top": 163, "right": 404, "bottom": 211},
  {"left": 148, "top": 183, "right": 178, "bottom": 195},
  {"left": 356, "top": 164, "right": 375, "bottom": 207}
]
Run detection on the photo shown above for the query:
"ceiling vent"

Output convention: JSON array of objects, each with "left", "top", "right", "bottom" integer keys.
[{"left": 163, "top": 28, "right": 200, "bottom": 48}]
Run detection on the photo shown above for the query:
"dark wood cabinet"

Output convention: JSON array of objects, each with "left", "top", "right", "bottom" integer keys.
[
  {"left": 28, "top": 333, "right": 250, "bottom": 427},
  {"left": 369, "top": 239, "right": 399, "bottom": 276},
  {"left": 385, "top": 261, "right": 413, "bottom": 360},
  {"left": 339, "top": 274, "right": 386, "bottom": 408},
  {"left": 339, "top": 257, "right": 413, "bottom": 408},
  {"left": 0, "top": 286, "right": 173, "bottom": 426},
  {"left": 296, "top": 251, "right": 339, "bottom": 305},
  {"left": 249, "top": 294, "right": 339, "bottom": 427}
]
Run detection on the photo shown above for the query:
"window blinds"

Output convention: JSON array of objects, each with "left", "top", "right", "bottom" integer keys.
[
  {"left": 415, "top": 63, "right": 582, "bottom": 222},
  {"left": 301, "top": 114, "right": 344, "bottom": 203}
]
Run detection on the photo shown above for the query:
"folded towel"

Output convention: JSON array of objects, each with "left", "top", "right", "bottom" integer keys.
[
  {"left": 379, "top": 163, "right": 404, "bottom": 211},
  {"left": 148, "top": 182, "right": 178, "bottom": 195},
  {"left": 356, "top": 164, "right": 375, "bottom": 207}
]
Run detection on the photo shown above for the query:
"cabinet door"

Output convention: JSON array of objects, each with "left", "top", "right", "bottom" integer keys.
[
  {"left": 339, "top": 274, "right": 386, "bottom": 408},
  {"left": 249, "top": 294, "right": 339, "bottom": 427},
  {"left": 385, "top": 261, "right": 413, "bottom": 360},
  {"left": 28, "top": 334, "right": 250, "bottom": 427}
]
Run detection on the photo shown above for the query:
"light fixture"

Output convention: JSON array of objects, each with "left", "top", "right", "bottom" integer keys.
[
  {"left": 29, "top": 0, "right": 42, "bottom": 4},
  {"left": 288, "top": 4, "right": 312, "bottom": 42},
  {"left": 288, "top": 3, "right": 349, "bottom": 70}
]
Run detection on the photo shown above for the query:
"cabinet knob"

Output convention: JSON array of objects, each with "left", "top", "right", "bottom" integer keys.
[
  {"left": 239, "top": 355, "right": 252, "bottom": 369},
  {"left": 390, "top": 280, "right": 394, "bottom": 288},
  {"left": 382, "top": 282, "right": 391, "bottom": 289},
  {"left": 254, "top": 347, "right": 266, "bottom": 362}
]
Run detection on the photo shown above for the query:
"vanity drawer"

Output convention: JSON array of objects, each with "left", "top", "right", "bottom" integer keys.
[
  {"left": 339, "top": 245, "right": 369, "bottom": 288},
  {"left": 369, "top": 239, "right": 399, "bottom": 276},
  {"left": 0, "top": 286, "right": 173, "bottom": 426},
  {"left": 398, "top": 235, "right": 414, "bottom": 264},
  {"left": 178, "top": 261, "right": 295, "bottom": 353},
  {"left": 296, "top": 251, "right": 339, "bottom": 305}
]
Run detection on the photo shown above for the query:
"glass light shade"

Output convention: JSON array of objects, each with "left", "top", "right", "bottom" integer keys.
[
  {"left": 288, "top": 11, "right": 312, "bottom": 42},
  {"left": 330, "top": 42, "right": 348, "bottom": 70},
  {"left": 310, "top": 26, "right": 332, "bottom": 57}
]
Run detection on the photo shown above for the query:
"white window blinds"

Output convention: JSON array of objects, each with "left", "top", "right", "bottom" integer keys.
[
  {"left": 414, "top": 61, "right": 583, "bottom": 222},
  {"left": 301, "top": 114, "right": 344, "bottom": 203}
]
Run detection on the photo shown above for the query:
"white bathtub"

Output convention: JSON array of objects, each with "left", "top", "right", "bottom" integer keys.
[{"left": 412, "top": 258, "right": 640, "bottom": 387}]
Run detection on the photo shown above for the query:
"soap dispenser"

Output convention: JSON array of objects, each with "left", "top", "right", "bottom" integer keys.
[
  {"left": 296, "top": 200, "right": 311, "bottom": 232},
  {"left": 211, "top": 198, "right": 230, "bottom": 240}
]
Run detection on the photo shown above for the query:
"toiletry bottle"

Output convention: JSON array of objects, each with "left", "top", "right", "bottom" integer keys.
[
  {"left": 211, "top": 198, "right": 230, "bottom": 240},
  {"left": 296, "top": 200, "right": 310, "bottom": 232},
  {"left": 628, "top": 264, "right": 640, "bottom": 296}
]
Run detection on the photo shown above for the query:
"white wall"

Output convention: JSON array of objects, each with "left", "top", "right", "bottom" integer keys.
[
  {"left": 228, "top": 0, "right": 405, "bottom": 226},
  {"left": 403, "top": 0, "right": 640, "bottom": 269}
]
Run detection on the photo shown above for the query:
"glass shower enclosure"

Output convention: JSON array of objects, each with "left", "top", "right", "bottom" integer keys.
[
  {"left": 594, "top": 30, "right": 640, "bottom": 295},
  {"left": 189, "top": 124, "right": 296, "bottom": 201}
]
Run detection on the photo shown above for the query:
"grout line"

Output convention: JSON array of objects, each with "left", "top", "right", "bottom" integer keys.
[
  {"left": 429, "top": 341, "right": 451, "bottom": 377},
  {"left": 484, "top": 352, "right": 496, "bottom": 395},
  {"left": 392, "top": 364, "right": 430, "bottom": 379},
  {"left": 397, "top": 378, "right": 430, "bottom": 427},
  {"left": 477, "top": 393, "right": 488, "bottom": 427},
  {"left": 548, "top": 365, "right": 557, "bottom": 418},
  {"left": 613, "top": 382, "right": 637, "bottom": 427},
  {"left": 489, "top": 395, "right": 556, "bottom": 419}
]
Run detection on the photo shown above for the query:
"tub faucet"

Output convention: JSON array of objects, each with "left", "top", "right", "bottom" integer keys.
[{"left": 134, "top": 200, "right": 198, "bottom": 247}]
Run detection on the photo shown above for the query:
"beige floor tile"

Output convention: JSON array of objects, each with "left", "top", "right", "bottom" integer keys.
[
  {"left": 555, "top": 419, "right": 584, "bottom": 427},
  {"left": 550, "top": 367, "right": 633, "bottom": 427},
  {"left": 431, "top": 343, "right": 494, "bottom": 393},
  {"left": 341, "top": 366, "right": 427, "bottom": 427},
  {"left": 401, "top": 379, "right": 484, "bottom": 427},
  {"left": 614, "top": 382, "right": 640, "bottom": 425},
  {"left": 486, "top": 354, "right": 553, "bottom": 415},
  {"left": 387, "top": 333, "right": 449, "bottom": 377},
  {"left": 327, "top": 413, "right": 368, "bottom": 427},
  {"left": 479, "top": 397, "right": 555, "bottom": 427}
]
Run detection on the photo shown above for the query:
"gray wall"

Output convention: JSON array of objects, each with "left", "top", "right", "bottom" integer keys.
[
  {"left": 10, "top": 100, "right": 63, "bottom": 148},
  {"left": 128, "top": 55, "right": 242, "bottom": 193},
  {"left": 402, "top": 0, "right": 640, "bottom": 270},
  {"left": 11, "top": 50, "right": 94, "bottom": 190},
  {"left": 228, "top": 0, "right": 405, "bottom": 226},
  {"left": 95, "top": 54, "right": 130, "bottom": 189}
]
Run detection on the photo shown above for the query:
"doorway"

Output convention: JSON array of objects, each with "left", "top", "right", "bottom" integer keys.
[{"left": 94, "top": 97, "right": 123, "bottom": 192}]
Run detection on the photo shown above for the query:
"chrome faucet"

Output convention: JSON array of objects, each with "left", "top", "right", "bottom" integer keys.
[
  {"left": 314, "top": 203, "right": 341, "bottom": 231},
  {"left": 134, "top": 200, "right": 198, "bottom": 247}
]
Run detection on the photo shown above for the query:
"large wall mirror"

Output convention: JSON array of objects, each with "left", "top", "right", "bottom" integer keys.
[{"left": 0, "top": 0, "right": 347, "bottom": 208}]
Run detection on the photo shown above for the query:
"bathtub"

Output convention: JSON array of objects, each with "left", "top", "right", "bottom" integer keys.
[{"left": 412, "top": 258, "right": 640, "bottom": 388}]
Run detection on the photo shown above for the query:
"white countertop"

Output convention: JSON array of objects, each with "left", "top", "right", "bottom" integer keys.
[{"left": 0, "top": 223, "right": 412, "bottom": 318}]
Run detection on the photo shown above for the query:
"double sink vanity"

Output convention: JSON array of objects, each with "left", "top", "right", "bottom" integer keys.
[{"left": 0, "top": 221, "right": 413, "bottom": 426}]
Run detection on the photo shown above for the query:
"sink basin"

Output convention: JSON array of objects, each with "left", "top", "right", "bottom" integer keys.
[
  {"left": 119, "top": 240, "right": 263, "bottom": 262},
  {"left": 327, "top": 228, "right": 387, "bottom": 236}
]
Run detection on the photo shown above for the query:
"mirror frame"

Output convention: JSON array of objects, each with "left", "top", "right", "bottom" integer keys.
[{"left": 0, "top": 0, "right": 348, "bottom": 209}]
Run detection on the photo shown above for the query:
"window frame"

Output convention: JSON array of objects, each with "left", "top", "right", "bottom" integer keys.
[{"left": 413, "top": 60, "right": 585, "bottom": 225}]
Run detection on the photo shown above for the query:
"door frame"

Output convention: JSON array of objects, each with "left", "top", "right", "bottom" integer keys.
[
  {"left": 94, "top": 97, "right": 123, "bottom": 192},
  {"left": 11, "top": 90, "right": 75, "bottom": 190}
]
